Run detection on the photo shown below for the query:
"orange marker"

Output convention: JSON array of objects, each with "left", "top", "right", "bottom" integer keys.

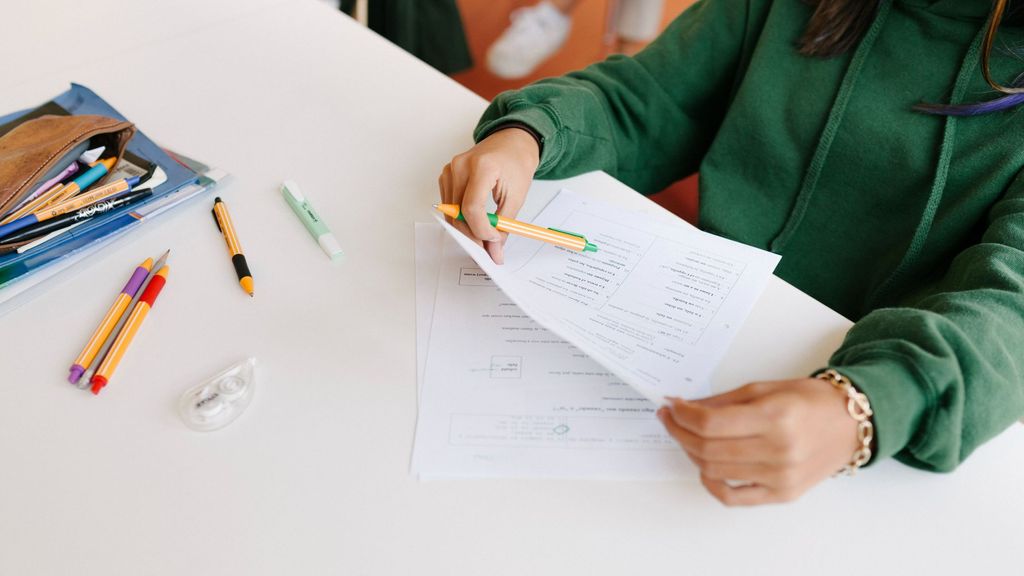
[
  {"left": 434, "top": 204, "right": 598, "bottom": 253},
  {"left": 90, "top": 265, "right": 170, "bottom": 395}
]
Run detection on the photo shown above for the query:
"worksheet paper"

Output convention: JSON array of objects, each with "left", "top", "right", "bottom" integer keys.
[
  {"left": 413, "top": 190, "right": 781, "bottom": 479},
  {"left": 415, "top": 222, "right": 444, "bottom": 395},
  {"left": 436, "top": 189, "right": 781, "bottom": 403},
  {"left": 414, "top": 225, "right": 690, "bottom": 479}
]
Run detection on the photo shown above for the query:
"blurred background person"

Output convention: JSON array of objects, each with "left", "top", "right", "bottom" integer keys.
[
  {"left": 333, "top": 0, "right": 697, "bottom": 221},
  {"left": 340, "top": 0, "right": 473, "bottom": 74},
  {"left": 486, "top": 0, "right": 665, "bottom": 79}
]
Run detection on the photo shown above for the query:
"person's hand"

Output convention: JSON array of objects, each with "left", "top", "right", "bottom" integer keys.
[
  {"left": 438, "top": 127, "right": 540, "bottom": 263},
  {"left": 657, "top": 378, "right": 863, "bottom": 506}
]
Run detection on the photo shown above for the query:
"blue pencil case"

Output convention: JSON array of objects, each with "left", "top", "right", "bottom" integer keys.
[{"left": 0, "top": 84, "right": 214, "bottom": 305}]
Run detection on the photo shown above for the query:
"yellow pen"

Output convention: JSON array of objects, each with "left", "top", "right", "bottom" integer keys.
[
  {"left": 1, "top": 158, "right": 116, "bottom": 224},
  {"left": 0, "top": 175, "right": 140, "bottom": 240},
  {"left": 212, "top": 197, "right": 254, "bottom": 297},
  {"left": 43, "top": 157, "right": 118, "bottom": 208}
]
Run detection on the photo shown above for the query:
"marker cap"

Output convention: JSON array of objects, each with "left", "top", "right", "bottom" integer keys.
[
  {"left": 317, "top": 233, "right": 345, "bottom": 262},
  {"left": 281, "top": 180, "right": 304, "bottom": 202}
]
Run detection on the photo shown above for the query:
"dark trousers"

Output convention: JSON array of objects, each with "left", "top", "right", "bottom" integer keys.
[{"left": 341, "top": 0, "right": 473, "bottom": 74}]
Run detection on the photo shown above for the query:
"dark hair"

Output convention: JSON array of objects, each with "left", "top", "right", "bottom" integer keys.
[
  {"left": 797, "top": 0, "right": 881, "bottom": 58},
  {"left": 798, "top": 0, "right": 1023, "bottom": 115}
]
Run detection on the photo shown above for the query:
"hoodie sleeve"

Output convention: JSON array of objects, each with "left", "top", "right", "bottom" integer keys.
[
  {"left": 473, "top": 0, "right": 765, "bottom": 195},
  {"left": 829, "top": 171, "right": 1024, "bottom": 471}
]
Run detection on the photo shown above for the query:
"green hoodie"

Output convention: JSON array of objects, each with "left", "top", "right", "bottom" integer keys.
[{"left": 473, "top": 0, "right": 1024, "bottom": 472}]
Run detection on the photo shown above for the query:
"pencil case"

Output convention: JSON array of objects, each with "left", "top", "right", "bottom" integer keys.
[{"left": 0, "top": 114, "right": 136, "bottom": 226}]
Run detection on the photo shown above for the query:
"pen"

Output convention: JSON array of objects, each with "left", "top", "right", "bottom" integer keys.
[
  {"left": 80, "top": 250, "right": 170, "bottom": 389},
  {"left": 1, "top": 158, "right": 115, "bottom": 224},
  {"left": 281, "top": 180, "right": 345, "bottom": 261},
  {"left": 90, "top": 264, "right": 170, "bottom": 395},
  {"left": 211, "top": 197, "right": 254, "bottom": 297},
  {"left": 0, "top": 189, "right": 152, "bottom": 245},
  {"left": 0, "top": 176, "right": 140, "bottom": 239},
  {"left": 7, "top": 161, "right": 79, "bottom": 215},
  {"left": 43, "top": 157, "right": 118, "bottom": 207},
  {"left": 68, "top": 257, "right": 154, "bottom": 385},
  {"left": 434, "top": 204, "right": 598, "bottom": 253}
]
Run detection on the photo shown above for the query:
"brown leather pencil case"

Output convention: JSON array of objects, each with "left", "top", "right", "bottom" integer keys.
[{"left": 0, "top": 114, "right": 136, "bottom": 218}]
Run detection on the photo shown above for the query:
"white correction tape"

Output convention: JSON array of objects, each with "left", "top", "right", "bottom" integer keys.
[{"left": 178, "top": 357, "right": 256, "bottom": 431}]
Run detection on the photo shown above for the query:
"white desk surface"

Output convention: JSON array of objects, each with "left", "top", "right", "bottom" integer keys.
[{"left": 1, "top": 1, "right": 1021, "bottom": 574}]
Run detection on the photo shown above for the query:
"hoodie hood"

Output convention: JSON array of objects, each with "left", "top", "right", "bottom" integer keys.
[
  {"left": 899, "top": 0, "right": 1003, "bottom": 22},
  {"left": 771, "top": 0, "right": 991, "bottom": 309}
]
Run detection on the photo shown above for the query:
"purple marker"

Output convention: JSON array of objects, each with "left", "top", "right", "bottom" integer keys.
[{"left": 68, "top": 257, "right": 155, "bottom": 385}]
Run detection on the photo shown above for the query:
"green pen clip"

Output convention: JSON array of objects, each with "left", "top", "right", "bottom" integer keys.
[
  {"left": 453, "top": 211, "right": 500, "bottom": 227},
  {"left": 549, "top": 227, "right": 599, "bottom": 253}
]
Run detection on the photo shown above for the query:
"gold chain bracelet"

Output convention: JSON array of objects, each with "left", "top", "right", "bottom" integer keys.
[{"left": 817, "top": 369, "right": 874, "bottom": 476}]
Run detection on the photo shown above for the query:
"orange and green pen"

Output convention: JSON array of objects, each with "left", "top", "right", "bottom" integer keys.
[{"left": 434, "top": 204, "right": 598, "bottom": 253}]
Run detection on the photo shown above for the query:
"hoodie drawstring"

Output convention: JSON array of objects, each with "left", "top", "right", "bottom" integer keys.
[
  {"left": 866, "top": 20, "right": 988, "bottom": 308},
  {"left": 769, "top": 0, "right": 893, "bottom": 253}
]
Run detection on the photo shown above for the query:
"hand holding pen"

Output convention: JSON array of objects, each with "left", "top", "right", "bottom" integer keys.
[{"left": 437, "top": 128, "right": 541, "bottom": 264}]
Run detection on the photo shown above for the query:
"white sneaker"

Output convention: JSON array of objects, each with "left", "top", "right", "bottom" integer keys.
[{"left": 487, "top": 1, "right": 572, "bottom": 80}]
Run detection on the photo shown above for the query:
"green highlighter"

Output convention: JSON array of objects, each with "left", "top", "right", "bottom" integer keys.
[{"left": 281, "top": 180, "right": 345, "bottom": 261}]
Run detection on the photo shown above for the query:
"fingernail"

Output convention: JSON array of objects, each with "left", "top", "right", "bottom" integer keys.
[
  {"left": 486, "top": 243, "right": 505, "bottom": 265},
  {"left": 656, "top": 407, "right": 668, "bottom": 421}
]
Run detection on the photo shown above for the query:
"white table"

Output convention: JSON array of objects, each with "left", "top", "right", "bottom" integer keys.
[{"left": 1, "top": 1, "right": 1020, "bottom": 574}]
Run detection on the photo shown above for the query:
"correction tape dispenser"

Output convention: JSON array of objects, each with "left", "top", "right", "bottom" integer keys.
[{"left": 178, "top": 357, "right": 256, "bottom": 431}]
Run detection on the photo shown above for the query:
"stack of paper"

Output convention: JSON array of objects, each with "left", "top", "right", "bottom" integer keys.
[{"left": 412, "top": 187, "right": 786, "bottom": 479}]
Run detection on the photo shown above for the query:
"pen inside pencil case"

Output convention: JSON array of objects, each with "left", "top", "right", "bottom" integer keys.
[
  {"left": 0, "top": 142, "right": 90, "bottom": 219},
  {"left": 0, "top": 188, "right": 153, "bottom": 245},
  {"left": 0, "top": 165, "right": 160, "bottom": 255},
  {"left": 1, "top": 137, "right": 132, "bottom": 221},
  {"left": 0, "top": 113, "right": 137, "bottom": 220},
  {"left": 5, "top": 134, "right": 124, "bottom": 212}
]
